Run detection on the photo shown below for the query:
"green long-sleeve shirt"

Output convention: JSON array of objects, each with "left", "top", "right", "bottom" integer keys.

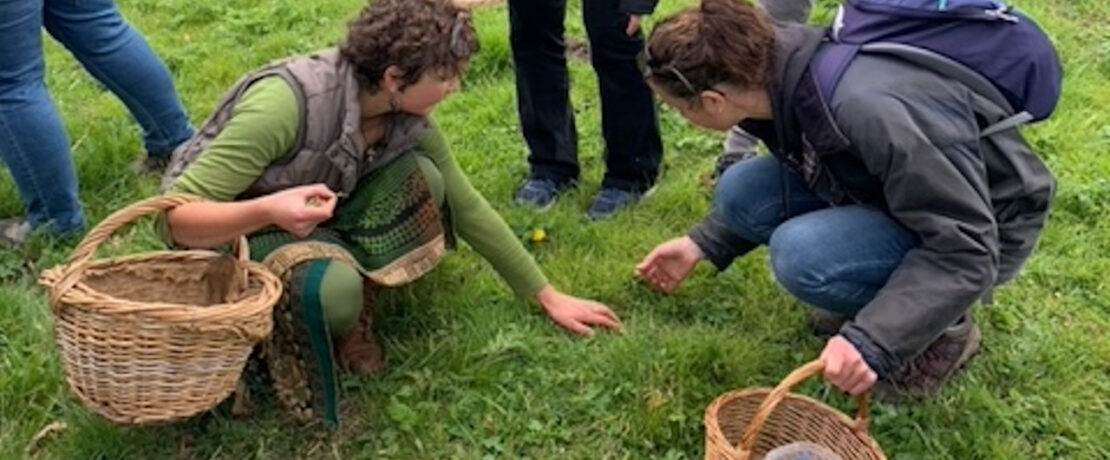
[{"left": 170, "top": 77, "right": 548, "bottom": 297}]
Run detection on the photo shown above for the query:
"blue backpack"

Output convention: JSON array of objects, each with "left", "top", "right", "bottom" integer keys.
[{"left": 813, "top": 0, "right": 1063, "bottom": 136}]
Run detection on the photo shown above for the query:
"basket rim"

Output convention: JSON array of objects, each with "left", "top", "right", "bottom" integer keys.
[
  {"left": 39, "top": 249, "right": 282, "bottom": 323},
  {"left": 704, "top": 386, "right": 885, "bottom": 458}
]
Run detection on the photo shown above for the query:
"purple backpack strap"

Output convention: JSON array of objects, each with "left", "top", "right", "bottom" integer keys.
[{"left": 812, "top": 44, "right": 860, "bottom": 106}]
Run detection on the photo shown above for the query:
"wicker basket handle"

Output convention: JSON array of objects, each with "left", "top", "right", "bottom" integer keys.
[
  {"left": 737, "top": 359, "right": 871, "bottom": 454},
  {"left": 50, "top": 194, "right": 249, "bottom": 307}
]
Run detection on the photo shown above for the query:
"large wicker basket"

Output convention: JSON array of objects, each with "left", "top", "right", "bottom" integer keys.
[
  {"left": 704, "top": 360, "right": 886, "bottom": 460},
  {"left": 37, "top": 195, "right": 283, "bottom": 425}
]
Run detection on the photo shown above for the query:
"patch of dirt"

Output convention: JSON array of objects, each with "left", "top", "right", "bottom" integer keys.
[{"left": 566, "top": 38, "right": 590, "bottom": 61}]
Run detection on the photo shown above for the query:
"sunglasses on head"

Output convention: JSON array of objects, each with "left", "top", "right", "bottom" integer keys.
[
  {"left": 449, "top": 11, "right": 472, "bottom": 58},
  {"left": 637, "top": 45, "right": 699, "bottom": 96}
]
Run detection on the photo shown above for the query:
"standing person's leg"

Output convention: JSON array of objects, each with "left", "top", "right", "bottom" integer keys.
[
  {"left": 510, "top": 0, "right": 578, "bottom": 210},
  {"left": 582, "top": 0, "right": 662, "bottom": 220},
  {"left": 43, "top": 0, "right": 193, "bottom": 171},
  {"left": 0, "top": 0, "right": 85, "bottom": 241},
  {"left": 715, "top": 0, "right": 814, "bottom": 179}
]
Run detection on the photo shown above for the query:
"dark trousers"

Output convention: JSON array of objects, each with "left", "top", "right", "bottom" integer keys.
[{"left": 508, "top": 0, "right": 663, "bottom": 193}]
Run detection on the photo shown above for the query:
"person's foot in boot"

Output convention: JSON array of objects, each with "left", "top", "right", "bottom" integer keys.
[
  {"left": 514, "top": 178, "right": 572, "bottom": 212},
  {"left": 587, "top": 186, "right": 654, "bottom": 221},
  {"left": 335, "top": 310, "right": 385, "bottom": 376},
  {"left": 875, "top": 315, "right": 982, "bottom": 402},
  {"left": 808, "top": 309, "right": 848, "bottom": 338}
]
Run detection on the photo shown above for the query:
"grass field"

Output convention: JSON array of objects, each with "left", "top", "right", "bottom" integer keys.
[{"left": 1, "top": 0, "right": 1108, "bottom": 458}]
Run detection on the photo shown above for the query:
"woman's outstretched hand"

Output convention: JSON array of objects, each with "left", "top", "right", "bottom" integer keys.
[
  {"left": 536, "top": 286, "right": 622, "bottom": 337},
  {"left": 636, "top": 236, "right": 704, "bottom": 294}
]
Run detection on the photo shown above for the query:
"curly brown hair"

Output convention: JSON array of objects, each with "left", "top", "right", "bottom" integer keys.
[
  {"left": 340, "top": 0, "right": 479, "bottom": 92},
  {"left": 645, "top": 0, "right": 775, "bottom": 102}
]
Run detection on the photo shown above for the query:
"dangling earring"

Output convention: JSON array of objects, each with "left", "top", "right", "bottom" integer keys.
[{"left": 388, "top": 92, "right": 400, "bottom": 113}]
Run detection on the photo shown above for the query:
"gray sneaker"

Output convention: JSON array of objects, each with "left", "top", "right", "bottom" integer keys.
[
  {"left": 0, "top": 218, "right": 31, "bottom": 246},
  {"left": 875, "top": 315, "right": 982, "bottom": 402}
]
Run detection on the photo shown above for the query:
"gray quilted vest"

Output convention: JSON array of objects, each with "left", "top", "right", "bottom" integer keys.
[{"left": 161, "top": 48, "right": 430, "bottom": 199}]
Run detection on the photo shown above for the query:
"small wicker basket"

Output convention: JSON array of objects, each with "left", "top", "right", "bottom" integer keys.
[
  {"left": 38, "top": 195, "right": 283, "bottom": 425},
  {"left": 704, "top": 360, "right": 886, "bottom": 460}
]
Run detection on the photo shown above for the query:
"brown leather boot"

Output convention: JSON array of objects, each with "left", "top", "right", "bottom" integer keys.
[
  {"left": 335, "top": 304, "right": 385, "bottom": 376},
  {"left": 875, "top": 315, "right": 981, "bottom": 402}
]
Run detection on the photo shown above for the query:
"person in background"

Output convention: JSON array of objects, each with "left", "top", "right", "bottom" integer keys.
[
  {"left": 0, "top": 0, "right": 194, "bottom": 245},
  {"left": 508, "top": 0, "right": 662, "bottom": 220}
]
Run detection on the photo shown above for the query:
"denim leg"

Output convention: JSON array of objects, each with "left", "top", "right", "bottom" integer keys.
[
  {"left": 713, "top": 155, "right": 829, "bottom": 245},
  {"left": 43, "top": 0, "right": 192, "bottom": 157},
  {"left": 0, "top": 0, "right": 85, "bottom": 233},
  {"left": 768, "top": 205, "right": 918, "bottom": 316}
]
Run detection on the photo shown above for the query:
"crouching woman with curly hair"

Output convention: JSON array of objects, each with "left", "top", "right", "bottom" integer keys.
[{"left": 160, "top": 0, "right": 620, "bottom": 424}]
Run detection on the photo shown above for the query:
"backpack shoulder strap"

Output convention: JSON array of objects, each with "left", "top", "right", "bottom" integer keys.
[
  {"left": 812, "top": 43, "right": 861, "bottom": 105},
  {"left": 814, "top": 40, "right": 1032, "bottom": 137}
]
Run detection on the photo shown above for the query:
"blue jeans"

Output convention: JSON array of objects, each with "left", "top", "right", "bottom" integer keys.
[
  {"left": 0, "top": 0, "right": 193, "bottom": 233},
  {"left": 714, "top": 156, "right": 919, "bottom": 316}
]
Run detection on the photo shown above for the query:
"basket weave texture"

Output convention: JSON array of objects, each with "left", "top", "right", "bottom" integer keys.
[
  {"left": 38, "top": 195, "right": 283, "bottom": 425},
  {"left": 704, "top": 360, "right": 886, "bottom": 460}
]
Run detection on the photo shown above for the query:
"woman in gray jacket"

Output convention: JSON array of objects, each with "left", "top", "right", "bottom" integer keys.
[{"left": 635, "top": 0, "right": 1054, "bottom": 401}]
